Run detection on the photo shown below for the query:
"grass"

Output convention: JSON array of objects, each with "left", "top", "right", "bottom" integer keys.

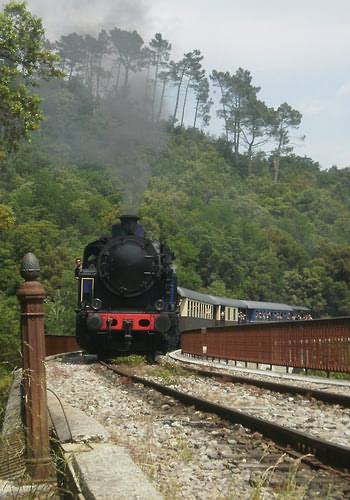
[
  {"left": 117, "top": 414, "right": 193, "bottom": 498},
  {"left": 249, "top": 453, "right": 341, "bottom": 500},
  {"left": 127, "top": 417, "right": 158, "bottom": 479},
  {"left": 173, "top": 436, "right": 193, "bottom": 464},
  {"left": 0, "top": 370, "right": 12, "bottom": 429},
  {"left": 304, "top": 369, "right": 350, "bottom": 381},
  {"left": 0, "top": 435, "right": 81, "bottom": 498},
  {"left": 161, "top": 478, "right": 182, "bottom": 499},
  {"left": 0, "top": 371, "right": 78, "bottom": 498},
  {"left": 150, "top": 361, "right": 189, "bottom": 385},
  {"left": 111, "top": 354, "right": 146, "bottom": 366}
]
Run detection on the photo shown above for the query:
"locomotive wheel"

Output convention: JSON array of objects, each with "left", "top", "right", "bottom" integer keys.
[{"left": 146, "top": 352, "right": 156, "bottom": 363}]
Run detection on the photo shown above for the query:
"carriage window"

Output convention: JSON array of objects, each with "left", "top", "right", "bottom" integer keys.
[
  {"left": 81, "top": 277, "right": 94, "bottom": 303},
  {"left": 183, "top": 299, "right": 189, "bottom": 317}
]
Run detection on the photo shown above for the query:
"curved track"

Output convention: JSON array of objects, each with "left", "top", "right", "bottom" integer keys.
[
  {"left": 169, "top": 355, "right": 350, "bottom": 408},
  {"left": 100, "top": 361, "right": 350, "bottom": 474}
]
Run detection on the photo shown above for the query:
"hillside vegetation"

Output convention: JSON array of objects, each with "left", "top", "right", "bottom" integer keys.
[{"left": 1, "top": 3, "right": 350, "bottom": 377}]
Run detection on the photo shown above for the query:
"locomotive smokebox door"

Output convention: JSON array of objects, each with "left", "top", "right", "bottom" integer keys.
[{"left": 97, "top": 238, "right": 159, "bottom": 297}]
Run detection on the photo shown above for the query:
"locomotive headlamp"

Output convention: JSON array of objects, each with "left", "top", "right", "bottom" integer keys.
[
  {"left": 92, "top": 298, "right": 102, "bottom": 311},
  {"left": 87, "top": 314, "right": 102, "bottom": 331},
  {"left": 154, "top": 299, "right": 165, "bottom": 311}
]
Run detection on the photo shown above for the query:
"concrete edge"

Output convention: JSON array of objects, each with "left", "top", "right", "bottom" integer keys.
[
  {"left": 170, "top": 350, "right": 350, "bottom": 387},
  {"left": 61, "top": 443, "right": 163, "bottom": 500},
  {"left": 48, "top": 395, "right": 163, "bottom": 499}
]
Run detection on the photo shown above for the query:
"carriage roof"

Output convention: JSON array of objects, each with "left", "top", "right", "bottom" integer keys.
[{"left": 177, "top": 287, "right": 308, "bottom": 312}]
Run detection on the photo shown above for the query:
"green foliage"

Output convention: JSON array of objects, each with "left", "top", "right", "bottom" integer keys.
[
  {"left": 44, "top": 287, "right": 76, "bottom": 335},
  {"left": 0, "top": 1, "right": 61, "bottom": 154},
  {"left": 0, "top": 371, "right": 12, "bottom": 428},
  {"left": 1, "top": 10, "right": 350, "bottom": 377},
  {"left": 0, "top": 293, "right": 21, "bottom": 372},
  {"left": 0, "top": 203, "right": 15, "bottom": 231},
  {"left": 142, "top": 127, "right": 350, "bottom": 311}
]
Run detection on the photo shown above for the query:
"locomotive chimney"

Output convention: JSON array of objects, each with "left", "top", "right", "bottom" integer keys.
[{"left": 113, "top": 214, "right": 139, "bottom": 237}]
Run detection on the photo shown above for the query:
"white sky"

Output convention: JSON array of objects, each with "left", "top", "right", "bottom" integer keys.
[{"left": 5, "top": 0, "right": 350, "bottom": 169}]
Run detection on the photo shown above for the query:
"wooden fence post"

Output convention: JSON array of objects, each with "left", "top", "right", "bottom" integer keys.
[{"left": 17, "top": 252, "right": 52, "bottom": 481}]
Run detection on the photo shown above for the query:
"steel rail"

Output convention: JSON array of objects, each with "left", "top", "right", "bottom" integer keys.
[
  {"left": 170, "top": 358, "right": 350, "bottom": 408},
  {"left": 100, "top": 362, "right": 350, "bottom": 472}
]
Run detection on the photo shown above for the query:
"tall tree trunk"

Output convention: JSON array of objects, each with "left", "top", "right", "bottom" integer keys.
[
  {"left": 96, "top": 60, "right": 102, "bottom": 101},
  {"left": 234, "top": 118, "right": 239, "bottom": 164},
  {"left": 144, "top": 63, "right": 152, "bottom": 112},
  {"left": 234, "top": 97, "right": 241, "bottom": 164},
  {"left": 151, "top": 57, "right": 160, "bottom": 122},
  {"left": 157, "top": 79, "right": 167, "bottom": 122},
  {"left": 273, "top": 156, "right": 280, "bottom": 183},
  {"left": 217, "top": 80, "right": 229, "bottom": 141},
  {"left": 172, "top": 71, "right": 185, "bottom": 126},
  {"left": 193, "top": 97, "right": 200, "bottom": 128},
  {"left": 68, "top": 63, "right": 73, "bottom": 81},
  {"left": 180, "top": 78, "right": 191, "bottom": 127},
  {"left": 247, "top": 144, "right": 253, "bottom": 177},
  {"left": 115, "top": 61, "right": 121, "bottom": 91},
  {"left": 123, "top": 64, "right": 129, "bottom": 88},
  {"left": 85, "top": 57, "right": 92, "bottom": 92}
]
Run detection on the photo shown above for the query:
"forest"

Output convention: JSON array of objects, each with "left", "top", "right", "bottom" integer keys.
[{"left": 1, "top": 1, "right": 350, "bottom": 384}]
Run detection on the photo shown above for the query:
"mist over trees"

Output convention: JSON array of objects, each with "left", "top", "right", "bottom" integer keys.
[
  {"left": 1, "top": 2, "right": 350, "bottom": 381},
  {"left": 48, "top": 23, "right": 304, "bottom": 175}
]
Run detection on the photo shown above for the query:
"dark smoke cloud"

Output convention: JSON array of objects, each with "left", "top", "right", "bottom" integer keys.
[{"left": 1, "top": 0, "right": 170, "bottom": 212}]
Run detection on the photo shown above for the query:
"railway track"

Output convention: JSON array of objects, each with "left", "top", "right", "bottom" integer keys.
[
  {"left": 46, "top": 354, "right": 350, "bottom": 497},
  {"left": 169, "top": 356, "right": 350, "bottom": 408},
  {"left": 100, "top": 361, "right": 350, "bottom": 475}
]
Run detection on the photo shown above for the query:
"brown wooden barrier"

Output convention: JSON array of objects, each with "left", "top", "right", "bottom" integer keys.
[
  {"left": 45, "top": 334, "right": 80, "bottom": 356},
  {"left": 181, "top": 318, "right": 350, "bottom": 373}
]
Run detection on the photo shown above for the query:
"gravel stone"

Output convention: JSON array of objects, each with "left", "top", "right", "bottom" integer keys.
[{"left": 46, "top": 357, "right": 350, "bottom": 499}]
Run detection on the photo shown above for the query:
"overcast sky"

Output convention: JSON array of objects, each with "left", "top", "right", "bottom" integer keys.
[{"left": 6, "top": 0, "right": 350, "bottom": 169}]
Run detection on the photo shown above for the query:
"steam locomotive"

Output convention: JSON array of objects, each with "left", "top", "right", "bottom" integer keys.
[{"left": 76, "top": 215, "right": 179, "bottom": 358}]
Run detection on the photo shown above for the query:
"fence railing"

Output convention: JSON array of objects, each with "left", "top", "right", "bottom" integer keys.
[
  {"left": 45, "top": 334, "right": 80, "bottom": 357},
  {"left": 181, "top": 318, "right": 350, "bottom": 373}
]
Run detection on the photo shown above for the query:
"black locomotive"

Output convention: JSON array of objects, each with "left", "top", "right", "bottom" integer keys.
[{"left": 76, "top": 215, "right": 179, "bottom": 358}]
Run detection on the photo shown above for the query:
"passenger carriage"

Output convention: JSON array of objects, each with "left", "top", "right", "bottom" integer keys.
[
  {"left": 177, "top": 287, "right": 310, "bottom": 331},
  {"left": 177, "top": 287, "right": 244, "bottom": 331}
]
